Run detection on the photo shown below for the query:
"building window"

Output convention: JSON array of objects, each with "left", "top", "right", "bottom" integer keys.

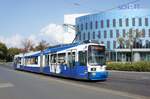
[
  {"left": 119, "top": 18, "right": 122, "bottom": 27},
  {"left": 113, "top": 41, "right": 116, "bottom": 49},
  {"left": 147, "top": 40, "right": 150, "bottom": 48},
  {"left": 123, "top": 29, "right": 126, "bottom": 37},
  {"left": 98, "top": 31, "right": 101, "bottom": 39},
  {"left": 132, "top": 18, "right": 135, "bottom": 26},
  {"left": 101, "top": 41, "right": 104, "bottom": 44},
  {"left": 107, "top": 19, "right": 110, "bottom": 28},
  {"left": 113, "top": 19, "right": 116, "bottom": 27},
  {"left": 85, "top": 23, "right": 88, "bottom": 30},
  {"left": 136, "top": 29, "right": 139, "bottom": 37},
  {"left": 90, "top": 21, "right": 93, "bottom": 29},
  {"left": 110, "top": 30, "right": 113, "bottom": 38},
  {"left": 146, "top": 40, "right": 149, "bottom": 48},
  {"left": 104, "top": 30, "right": 107, "bottom": 38},
  {"left": 107, "top": 41, "right": 110, "bottom": 49},
  {"left": 79, "top": 34, "right": 81, "bottom": 41},
  {"left": 77, "top": 25, "right": 79, "bottom": 31},
  {"left": 149, "top": 29, "right": 150, "bottom": 37},
  {"left": 101, "top": 20, "right": 104, "bottom": 28},
  {"left": 93, "top": 32, "right": 95, "bottom": 39},
  {"left": 116, "top": 29, "right": 120, "bottom": 38},
  {"left": 126, "top": 18, "right": 129, "bottom": 27},
  {"left": 145, "top": 18, "right": 148, "bottom": 26},
  {"left": 139, "top": 18, "right": 142, "bottom": 26},
  {"left": 81, "top": 24, "right": 83, "bottom": 30},
  {"left": 95, "top": 21, "right": 98, "bottom": 29},
  {"left": 142, "top": 29, "right": 145, "bottom": 37},
  {"left": 83, "top": 33, "right": 85, "bottom": 40},
  {"left": 88, "top": 32, "right": 90, "bottom": 40}
]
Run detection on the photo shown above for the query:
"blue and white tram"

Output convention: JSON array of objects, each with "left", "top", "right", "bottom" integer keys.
[{"left": 14, "top": 41, "right": 108, "bottom": 80}]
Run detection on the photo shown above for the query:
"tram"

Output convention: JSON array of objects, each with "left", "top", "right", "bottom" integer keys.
[{"left": 14, "top": 41, "right": 108, "bottom": 80}]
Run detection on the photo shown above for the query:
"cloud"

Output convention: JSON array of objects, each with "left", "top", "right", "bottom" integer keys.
[
  {"left": 0, "top": 34, "right": 23, "bottom": 48},
  {"left": 40, "top": 23, "right": 75, "bottom": 45},
  {"left": 0, "top": 23, "right": 75, "bottom": 48},
  {"left": 0, "top": 34, "right": 39, "bottom": 48}
]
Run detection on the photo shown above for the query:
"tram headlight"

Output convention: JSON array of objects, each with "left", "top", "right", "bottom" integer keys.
[
  {"left": 91, "top": 68, "right": 96, "bottom": 71},
  {"left": 92, "top": 72, "right": 96, "bottom": 76},
  {"left": 84, "top": 70, "right": 88, "bottom": 74}
]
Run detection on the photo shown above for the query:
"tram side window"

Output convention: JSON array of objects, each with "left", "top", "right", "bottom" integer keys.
[
  {"left": 26, "top": 58, "right": 30, "bottom": 64},
  {"left": 58, "top": 53, "right": 65, "bottom": 65},
  {"left": 26, "top": 57, "right": 38, "bottom": 65},
  {"left": 19, "top": 58, "right": 21, "bottom": 64},
  {"left": 68, "top": 52, "right": 75, "bottom": 67},
  {"left": 50, "top": 54, "right": 57, "bottom": 63},
  {"left": 25, "top": 58, "right": 28, "bottom": 65},
  {"left": 79, "top": 51, "right": 87, "bottom": 66},
  {"left": 45, "top": 55, "right": 49, "bottom": 66},
  {"left": 16, "top": 58, "right": 21, "bottom": 65},
  {"left": 14, "top": 58, "right": 17, "bottom": 64}
]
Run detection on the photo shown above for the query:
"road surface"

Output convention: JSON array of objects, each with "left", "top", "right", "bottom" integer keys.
[{"left": 0, "top": 63, "right": 149, "bottom": 99}]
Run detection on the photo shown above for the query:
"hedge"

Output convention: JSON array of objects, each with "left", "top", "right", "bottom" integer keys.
[{"left": 106, "top": 61, "right": 150, "bottom": 72}]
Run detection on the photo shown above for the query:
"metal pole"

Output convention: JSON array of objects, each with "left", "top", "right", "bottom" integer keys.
[
  {"left": 131, "top": 45, "right": 133, "bottom": 64},
  {"left": 116, "top": 51, "right": 117, "bottom": 62}
]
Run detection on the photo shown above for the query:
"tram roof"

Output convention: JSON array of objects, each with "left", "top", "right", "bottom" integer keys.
[
  {"left": 43, "top": 42, "right": 80, "bottom": 54},
  {"left": 14, "top": 51, "right": 41, "bottom": 58},
  {"left": 24, "top": 51, "right": 41, "bottom": 57},
  {"left": 43, "top": 40, "right": 104, "bottom": 54},
  {"left": 15, "top": 40, "right": 105, "bottom": 58}
]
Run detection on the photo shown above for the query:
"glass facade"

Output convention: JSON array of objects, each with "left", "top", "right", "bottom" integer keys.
[{"left": 76, "top": 9, "right": 150, "bottom": 61}]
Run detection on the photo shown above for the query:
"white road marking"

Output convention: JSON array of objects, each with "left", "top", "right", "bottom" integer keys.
[{"left": 0, "top": 83, "right": 14, "bottom": 88}]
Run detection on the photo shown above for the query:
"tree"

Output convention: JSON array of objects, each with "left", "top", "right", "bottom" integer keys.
[
  {"left": 35, "top": 40, "right": 49, "bottom": 51},
  {"left": 117, "top": 37, "right": 125, "bottom": 48},
  {"left": 22, "top": 39, "right": 34, "bottom": 53},
  {"left": 0, "top": 42, "right": 8, "bottom": 61},
  {"left": 7, "top": 48, "right": 21, "bottom": 62},
  {"left": 117, "top": 29, "right": 142, "bottom": 63},
  {"left": 126, "top": 29, "right": 142, "bottom": 63}
]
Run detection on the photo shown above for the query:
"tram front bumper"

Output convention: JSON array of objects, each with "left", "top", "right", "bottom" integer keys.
[{"left": 88, "top": 71, "right": 108, "bottom": 80}]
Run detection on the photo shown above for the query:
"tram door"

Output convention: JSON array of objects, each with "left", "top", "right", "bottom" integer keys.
[
  {"left": 40, "top": 54, "right": 44, "bottom": 72},
  {"left": 67, "top": 50, "right": 77, "bottom": 77},
  {"left": 50, "top": 54, "right": 61, "bottom": 74}
]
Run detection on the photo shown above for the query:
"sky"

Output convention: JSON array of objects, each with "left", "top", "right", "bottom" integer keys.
[{"left": 0, "top": 0, "right": 150, "bottom": 48}]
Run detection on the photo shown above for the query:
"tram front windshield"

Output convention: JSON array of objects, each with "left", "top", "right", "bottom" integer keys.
[{"left": 88, "top": 45, "right": 105, "bottom": 66}]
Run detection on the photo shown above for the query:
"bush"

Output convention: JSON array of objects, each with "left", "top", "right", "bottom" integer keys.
[{"left": 107, "top": 61, "right": 150, "bottom": 72}]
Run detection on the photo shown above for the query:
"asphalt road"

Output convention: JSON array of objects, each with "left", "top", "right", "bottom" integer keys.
[{"left": 0, "top": 63, "right": 150, "bottom": 99}]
